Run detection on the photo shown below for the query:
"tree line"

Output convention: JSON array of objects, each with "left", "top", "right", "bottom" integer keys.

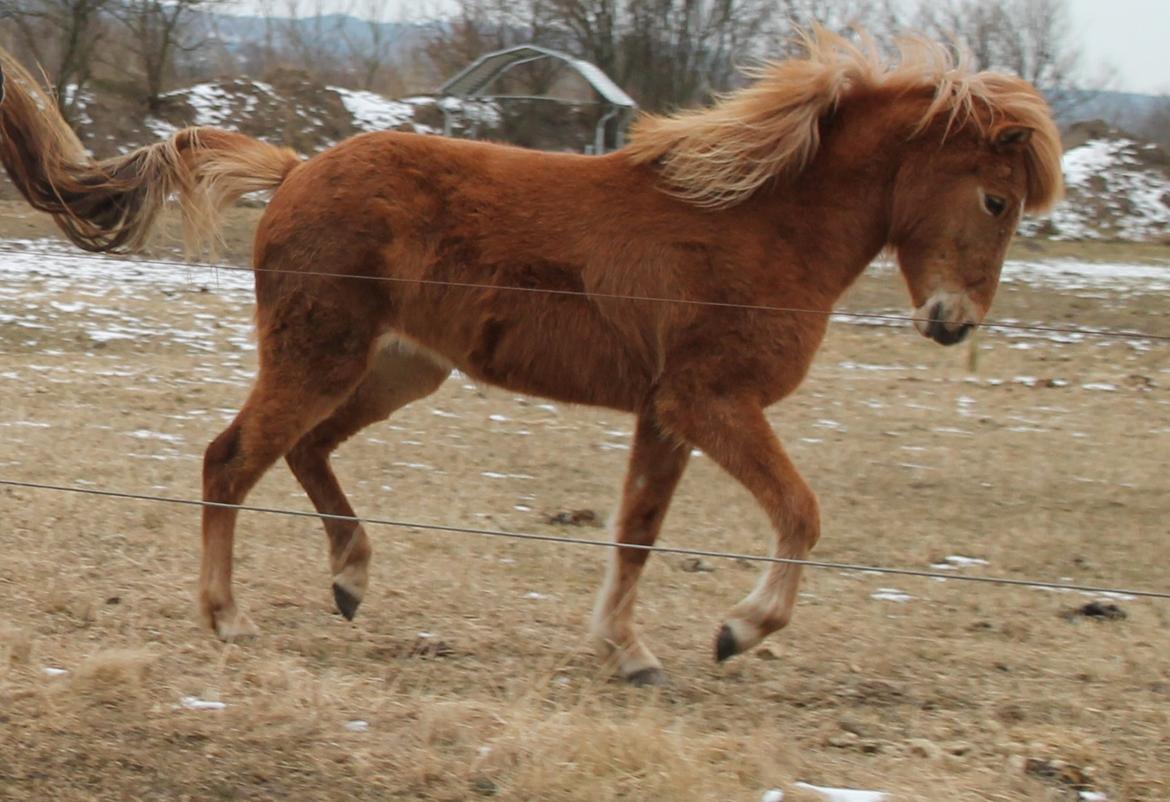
[{"left": 0, "top": 0, "right": 1153, "bottom": 138}]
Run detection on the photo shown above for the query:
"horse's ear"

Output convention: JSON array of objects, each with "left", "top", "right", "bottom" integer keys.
[{"left": 992, "top": 125, "right": 1033, "bottom": 152}]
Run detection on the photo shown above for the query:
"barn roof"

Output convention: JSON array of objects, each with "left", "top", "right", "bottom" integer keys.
[{"left": 438, "top": 45, "right": 636, "bottom": 108}]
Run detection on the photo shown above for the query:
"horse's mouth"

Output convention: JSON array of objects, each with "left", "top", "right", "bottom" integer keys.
[
  {"left": 926, "top": 319, "right": 974, "bottom": 345},
  {"left": 920, "top": 301, "right": 975, "bottom": 346}
]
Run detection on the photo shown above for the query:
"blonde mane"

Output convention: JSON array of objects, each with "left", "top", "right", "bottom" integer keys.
[{"left": 625, "top": 29, "right": 1064, "bottom": 213}]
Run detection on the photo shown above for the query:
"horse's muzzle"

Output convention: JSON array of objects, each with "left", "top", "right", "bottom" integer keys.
[{"left": 919, "top": 300, "right": 975, "bottom": 346}]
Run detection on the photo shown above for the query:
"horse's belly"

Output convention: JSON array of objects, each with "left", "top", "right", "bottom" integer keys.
[{"left": 399, "top": 307, "right": 651, "bottom": 412}]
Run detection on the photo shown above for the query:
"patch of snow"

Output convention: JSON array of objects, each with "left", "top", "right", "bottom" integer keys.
[
  {"left": 938, "top": 555, "right": 989, "bottom": 568},
  {"left": 1002, "top": 260, "right": 1170, "bottom": 293},
  {"left": 41, "top": 667, "right": 68, "bottom": 677},
  {"left": 482, "top": 471, "right": 534, "bottom": 479},
  {"left": 345, "top": 719, "right": 370, "bottom": 732},
  {"left": 184, "top": 83, "right": 238, "bottom": 127},
  {"left": 870, "top": 588, "right": 913, "bottom": 603},
  {"left": 435, "top": 95, "right": 502, "bottom": 127},
  {"left": 180, "top": 696, "right": 226, "bottom": 711},
  {"left": 144, "top": 117, "right": 179, "bottom": 139},
  {"left": 128, "top": 429, "right": 184, "bottom": 443},
  {"left": 392, "top": 462, "right": 435, "bottom": 471},
  {"left": 793, "top": 782, "right": 887, "bottom": 802},
  {"left": 332, "top": 87, "right": 418, "bottom": 132}
]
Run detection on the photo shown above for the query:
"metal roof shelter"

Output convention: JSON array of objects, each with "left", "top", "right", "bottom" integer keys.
[{"left": 437, "top": 45, "right": 637, "bottom": 154}]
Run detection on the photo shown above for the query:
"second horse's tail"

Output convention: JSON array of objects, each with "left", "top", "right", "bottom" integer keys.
[{"left": 0, "top": 50, "right": 300, "bottom": 255}]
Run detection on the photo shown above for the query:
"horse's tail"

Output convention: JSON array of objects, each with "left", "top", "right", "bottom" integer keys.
[{"left": 0, "top": 50, "right": 300, "bottom": 255}]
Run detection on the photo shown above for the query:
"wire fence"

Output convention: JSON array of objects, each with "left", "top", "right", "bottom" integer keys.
[
  {"left": 3, "top": 478, "right": 1168, "bottom": 601},
  {"left": 1, "top": 243, "right": 1167, "bottom": 344},
  {"left": 2, "top": 241, "right": 1168, "bottom": 605}
]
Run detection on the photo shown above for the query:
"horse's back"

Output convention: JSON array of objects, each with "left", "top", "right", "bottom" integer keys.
[{"left": 250, "top": 133, "right": 686, "bottom": 410}]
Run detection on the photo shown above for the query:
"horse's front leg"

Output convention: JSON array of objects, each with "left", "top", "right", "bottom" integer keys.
[
  {"left": 591, "top": 410, "right": 690, "bottom": 685},
  {"left": 655, "top": 394, "right": 820, "bottom": 661}
]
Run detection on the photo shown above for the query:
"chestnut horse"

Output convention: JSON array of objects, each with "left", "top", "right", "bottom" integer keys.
[{"left": 0, "top": 32, "right": 1061, "bottom": 684}]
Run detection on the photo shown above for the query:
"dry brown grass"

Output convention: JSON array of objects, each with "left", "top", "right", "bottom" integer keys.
[{"left": 1, "top": 206, "right": 1168, "bottom": 801}]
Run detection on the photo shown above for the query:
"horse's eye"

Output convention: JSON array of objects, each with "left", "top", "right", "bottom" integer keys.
[{"left": 983, "top": 193, "right": 1007, "bottom": 217}]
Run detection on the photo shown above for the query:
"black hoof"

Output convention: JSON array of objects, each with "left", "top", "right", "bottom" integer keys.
[
  {"left": 714, "top": 624, "right": 739, "bottom": 663},
  {"left": 332, "top": 583, "right": 361, "bottom": 621},
  {"left": 625, "top": 667, "right": 669, "bottom": 687}
]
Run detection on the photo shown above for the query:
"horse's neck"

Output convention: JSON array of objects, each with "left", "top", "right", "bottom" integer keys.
[{"left": 765, "top": 99, "right": 913, "bottom": 305}]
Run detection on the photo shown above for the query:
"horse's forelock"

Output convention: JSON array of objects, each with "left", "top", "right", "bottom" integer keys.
[{"left": 967, "top": 76, "right": 1065, "bottom": 213}]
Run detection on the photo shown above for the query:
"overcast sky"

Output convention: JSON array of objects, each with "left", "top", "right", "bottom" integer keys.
[
  {"left": 227, "top": 0, "right": 1170, "bottom": 96},
  {"left": 1068, "top": 0, "right": 1169, "bottom": 94}
]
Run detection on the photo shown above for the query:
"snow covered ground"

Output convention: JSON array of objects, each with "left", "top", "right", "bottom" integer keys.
[
  {"left": 1022, "top": 136, "right": 1170, "bottom": 241},
  {"left": 2, "top": 237, "right": 1164, "bottom": 310},
  {"left": 143, "top": 80, "right": 499, "bottom": 145}
]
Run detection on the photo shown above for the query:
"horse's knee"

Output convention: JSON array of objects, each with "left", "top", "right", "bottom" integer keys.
[
  {"left": 203, "top": 423, "right": 242, "bottom": 499},
  {"left": 284, "top": 438, "right": 324, "bottom": 480}
]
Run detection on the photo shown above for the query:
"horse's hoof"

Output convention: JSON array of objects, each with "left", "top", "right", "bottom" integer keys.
[
  {"left": 714, "top": 623, "right": 739, "bottom": 662},
  {"left": 625, "top": 667, "right": 669, "bottom": 687},
  {"left": 213, "top": 611, "right": 258, "bottom": 642},
  {"left": 332, "top": 582, "right": 362, "bottom": 621}
]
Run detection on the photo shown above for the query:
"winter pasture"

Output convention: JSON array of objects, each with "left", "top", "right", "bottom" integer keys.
[{"left": 0, "top": 202, "right": 1168, "bottom": 801}]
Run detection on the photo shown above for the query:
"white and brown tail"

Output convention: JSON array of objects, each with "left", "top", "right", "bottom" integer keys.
[{"left": 0, "top": 49, "right": 300, "bottom": 255}]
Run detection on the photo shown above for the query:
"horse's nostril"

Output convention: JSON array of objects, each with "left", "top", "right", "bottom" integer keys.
[{"left": 922, "top": 301, "right": 946, "bottom": 341}]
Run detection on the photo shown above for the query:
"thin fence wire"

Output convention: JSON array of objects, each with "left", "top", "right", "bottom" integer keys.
[
  {"left": 4, "top": 478, "right": 1168, "bottom": 601},
  {"left": 3, "top": 241, "right": 1168, "bottom": 604},
  {"left": 1, "top": 243, "right": 1167, "bottom": 344}
]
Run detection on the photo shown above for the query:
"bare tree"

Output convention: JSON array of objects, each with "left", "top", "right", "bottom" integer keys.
[
  {"left": 423, "top": 0, "right": 556, "bottom": 92},
  {"left": 107, "top": 0, "right": 222, "bottom": 112},
  {"left": 426, "top": 0, "right": 781, "bottom": 112},
  {"left": 272, "top": 0, "right": 348, "bottom": 82},
  {"left": 0, "top": 0, "right": 112, "bottom": 122},
  {"left": 915, "top": 0, "right": 1094, "bottom": 115},
  {"left": 337, "top": 0, "right": 407, "bottom": 92},
  {"left": 1139, "top": 98, "right": 1170, "bottom": 152},
  {"left": 771, "top": 0, "right": 903, "bottom": 51}
]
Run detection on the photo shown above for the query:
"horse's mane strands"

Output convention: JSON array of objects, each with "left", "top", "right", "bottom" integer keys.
[
  {"left": 623, "top": 28, "right": 880, "bottom": 209},
  {"left": 625, "top": 27, "right": 1063, "bottom": 212}
]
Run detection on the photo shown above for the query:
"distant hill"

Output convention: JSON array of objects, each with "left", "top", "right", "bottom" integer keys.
[
  {"left": 184, "top": 10, "right": 426, "bottom": 60},
  {"left": 1055, "top": 89, "right": 1167, "bottom": 136}
]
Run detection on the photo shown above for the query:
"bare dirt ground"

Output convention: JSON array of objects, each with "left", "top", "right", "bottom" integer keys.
[{"left": 1, "top": 201, "right": 1168, "bottom": 801}]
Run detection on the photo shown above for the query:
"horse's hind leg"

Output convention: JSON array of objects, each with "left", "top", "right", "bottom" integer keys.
[
  {"left": 654, "top": 394, "right": 820, "bottom": 662},
  {"left": 200, "top": 303, "right": 377, "bottom": 640},
  {"left": 591, "top": 410, "right": 690, "bottom": 685},
  {"left": 285, "top": 339, "right": 450, "bottom": 621}
]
